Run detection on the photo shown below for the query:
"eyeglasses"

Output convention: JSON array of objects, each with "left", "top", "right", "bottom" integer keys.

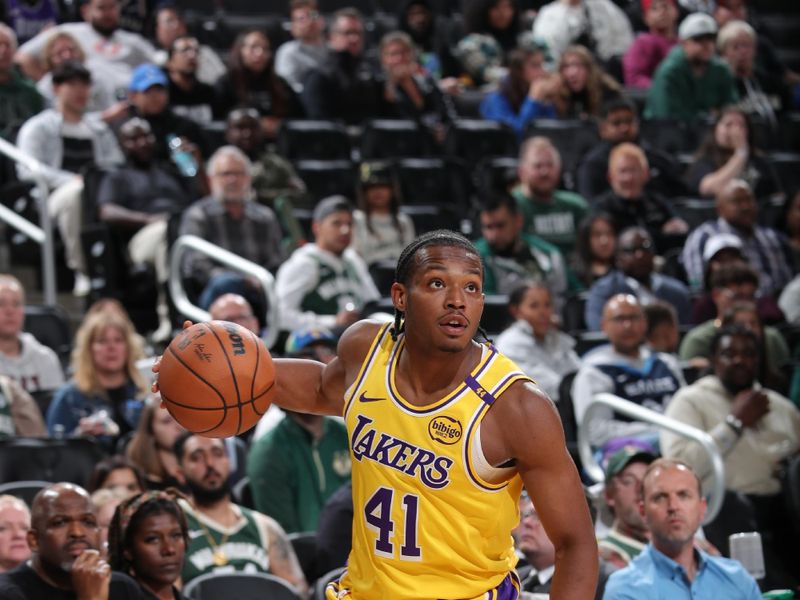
[
  {"left": 618, "top": 240, "right": 653, "bottom": 254},
  {"left": 607, "top": 314, "right": 644, "bottom": 324},
  {"left": 293, "top": 10, "right": 319, "bottom": 22},
  {"left": 174, "top": 44, "right": 199, "bottom": 54}
]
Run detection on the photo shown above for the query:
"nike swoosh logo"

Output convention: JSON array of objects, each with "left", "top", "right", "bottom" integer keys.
[{"left": 359, "top": 392, "right": 384, "bottom": 403}]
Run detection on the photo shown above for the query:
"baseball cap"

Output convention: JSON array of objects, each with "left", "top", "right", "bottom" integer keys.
[
  {"left": 312, "top": 195, "right": 352, "bottom": 223},
  {"left": 359, "top": 161, "right": 393, "bottom": 187},
  {"left": 604, "top": 441, "right": 658, "bottom": 478},
  {"left": 285, "top": 327, "right": 338, "bottom": 355},
  {"left": 702, "top": 233, "right": 744, "bottom": 262},
  {"left": 678, "top": 13, "right": 718, "bottom": 40},
  {"left": 129, "top": 64, "right": 168, "bottom": 92}
]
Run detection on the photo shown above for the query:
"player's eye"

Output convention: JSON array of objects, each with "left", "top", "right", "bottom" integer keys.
[
  {"left": 429, "top": 279, "right": 444, "bottom": 289},
  {"left": 465, "top": 282, "right": 481, "bottom": 293}
]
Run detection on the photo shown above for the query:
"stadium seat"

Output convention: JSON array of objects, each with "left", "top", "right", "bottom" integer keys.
[
  {"left": 524, "top": 119, "right": 599, "bottom": 190},
  {"left": 639, "top": 119, "right": 698, "bottom": 155},
  {"left": 23, "top": 304, "right": 72, "bottom": 368},
  {"left": 395, "top": 157, "right": 468, "bottom": 208},
  {"left": 231, "top": 476, "right": 254, "bottom": 510},
  {"left": 480, "top": 294, "right": 511, "bottom": 337},
  {"left": 556, "top": 371, "right": 580, "bottom": 468},
  {"left": 288, "top": 531, "right": 319, "bottom": 583},
  {"left": 277, "top": 120, "right": 352, "bottom": 161},
  {"left": 182, "top": 572, "right": 301, "bottom": 600},
  {"left": 452, "top": 89, "right": 487, "bottom": 118},
  {"left": 767, "top": 152, "right": 800, "bottom": 194},
  {"left": 444, "top": 119, "right": 517, "bottom": 167},
  {"left": 673, "top": 197, "right": 717, "bottom": 229},
  {"left": 0, "top": 480, "right": 49, "bottom": 506},
  {"left": 474, "top": 156, "right": 518, "bottom": 194},
  {"left": 0, "top": 438, "right": 107, "bottom": 487},
  {"left": 369, "top": 260, "right": 397, "bottom": 297},
  {"left": 399, "top": 205, "right": 460, "bottom": 235},
  {"left": 360, "top": 119, "right": 429, "bottom": 160},
  {"left": 575, "top": 331, "right": 609, "bottom": 357},
  {"left": 561, "top": 293, "right": 587, "bottom": 334},
  {"left": 293, "top": 160, "right": 356, "bottom": 206}
]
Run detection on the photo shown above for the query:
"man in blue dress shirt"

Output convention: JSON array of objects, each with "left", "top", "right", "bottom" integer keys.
[{"left": 603, "top": 458, "right": 761, "bottom": 600}]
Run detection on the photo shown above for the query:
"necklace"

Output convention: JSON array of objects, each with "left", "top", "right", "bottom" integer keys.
[{"left": 194, "top": 514, "right": 234, "bottom": 566}]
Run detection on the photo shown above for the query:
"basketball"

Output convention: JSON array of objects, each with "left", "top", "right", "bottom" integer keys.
[{"left": 158, "top": 321, "right": 276, "bottom": 438}]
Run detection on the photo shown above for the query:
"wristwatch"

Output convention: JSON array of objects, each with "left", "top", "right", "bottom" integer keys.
[{"left": 725, "top": 414, "right": 744, "bottom": 436}]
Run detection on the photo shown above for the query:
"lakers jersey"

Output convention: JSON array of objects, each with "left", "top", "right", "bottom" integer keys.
[{"left": 337, "top": 324, "right": 532, "bottom": 599}]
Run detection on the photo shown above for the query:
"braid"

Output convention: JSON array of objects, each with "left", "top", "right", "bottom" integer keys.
[{"left": 390, "top": 230, "right": 482, "bottom": 341}]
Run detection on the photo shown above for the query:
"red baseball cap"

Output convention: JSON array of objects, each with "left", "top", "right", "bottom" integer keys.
[{"left": 641, "top": 0, "right": 676, "bottom": 12}]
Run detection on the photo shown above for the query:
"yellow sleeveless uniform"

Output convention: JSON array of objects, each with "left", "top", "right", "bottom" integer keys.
[{"left": 330, "top": 323, "right": 532, "bottom": 599}]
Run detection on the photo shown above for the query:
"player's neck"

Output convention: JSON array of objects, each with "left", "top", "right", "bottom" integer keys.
[{"left": 396, "top": 338, "right": 481, "bottom": 404}]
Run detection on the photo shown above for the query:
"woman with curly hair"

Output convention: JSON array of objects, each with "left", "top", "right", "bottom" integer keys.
[
  {"left": 215, "top": 29, "right": 302, "bottom": 139},
  {"left": 45, "top": 308, "right": 148, "bottom": 443},
  {"left": 554, "top": 45, "right": 621, "bottom": 119},
  {"left": 108, "top": 490, "right": 189, "bottom": 600}
]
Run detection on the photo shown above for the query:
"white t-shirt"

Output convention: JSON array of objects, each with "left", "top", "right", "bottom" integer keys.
[{"left": 0, "top": 332, "right": 65, "bottom": 393}]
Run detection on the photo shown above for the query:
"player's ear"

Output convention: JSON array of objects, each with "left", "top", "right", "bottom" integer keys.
[{"left": 390, "top": 282, "right": 407, "bottom": 312}]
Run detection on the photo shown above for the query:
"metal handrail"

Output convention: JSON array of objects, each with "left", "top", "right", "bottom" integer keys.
[
  {"left": 169, "top": 235, "right": 279, "bottom": 349},
  {"left": 578, "top": 393, "right": 726, "bottom": 524},
  {"left": 0, "top": 136, "right": 56, "bottom": 305}
]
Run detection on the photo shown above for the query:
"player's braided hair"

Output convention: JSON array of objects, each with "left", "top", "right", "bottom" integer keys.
[{"left": 391, "top": 230, "right": 490, "bottom": 342}]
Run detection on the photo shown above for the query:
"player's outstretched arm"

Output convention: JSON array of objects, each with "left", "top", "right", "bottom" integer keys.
[
  {"left": 272, "top": 320, "right": 383, "bottom": 416},
  {"left": 484, "top": 382, "right": 599, "bottom": 600}
]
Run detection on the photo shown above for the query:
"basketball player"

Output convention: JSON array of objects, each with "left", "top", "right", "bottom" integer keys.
[{"left": 156, "top": 230, "right": 598, "bottom": 599}]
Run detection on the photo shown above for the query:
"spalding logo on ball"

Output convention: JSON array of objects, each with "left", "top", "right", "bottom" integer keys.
[{"left": 158, "top": 321, "right": 276, "bottom": 437}]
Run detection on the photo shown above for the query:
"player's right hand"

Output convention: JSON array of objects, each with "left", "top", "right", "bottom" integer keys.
[
  {"left": 151, "top": 320, "right": 194, "bottom": 398},
  {"left": 71, "top": 549, "right": 111, "bottom": 600}
]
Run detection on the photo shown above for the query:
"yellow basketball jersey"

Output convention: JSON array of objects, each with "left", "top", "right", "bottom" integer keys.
[{"left": 338, "top": 324, "right": 532, "bottom": 599}]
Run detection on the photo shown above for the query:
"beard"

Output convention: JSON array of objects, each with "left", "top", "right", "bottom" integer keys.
[
  {"left": 92, "top": 21, "right": 118, "bottom": 37},
  {"left": 186, "top": 476, "right": 230, "bottom": 506}
]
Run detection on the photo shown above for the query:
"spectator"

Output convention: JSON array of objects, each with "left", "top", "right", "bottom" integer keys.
[
  {"left": 301, "top": 8, "right": 382, "bottom": 123},
  {"left": 87, "top": 456, "right": 146, "bottom": 498},
  {"left": 645, "top": 12, "right": 738, "bottom": 120},
  {"left": 247, "top": 327, "right": 351, "bottom": 534},
  {"left": 152, "top": 5, "right": 225, "bottom": 86},
  {"left": 603, "top": 458, "right": 762, "bottom": 600},
  {"left": 0, "top": 373, "right": 46, "bottom": 438},
  {"left": 91, "top": 487, "right": 127, "bottom": 558},
  {"left": 126, "top": 397, "right": 187, "bottom": 491},
  {"left": 15, "top": 0, "right": 155, "bottom": 82},
  {"left": 680, "top": 262, "right": 789, "bottom": 367},
  {"left": 0, "top": 495, "right": 30, "bottom": 573},
  {"left": 779, "top": 273, "right": 800, "bottom": 325},
  {"left": 572, "top": 212, "right": 617, "bottom": 289},
  {"left": 46, "top": 308, "right": 147, "bottom": 443},
  {"left": 0, "top": 23, "right": 43, "bottom": 134},
  {"left": 351, "top": 160, "right": 416, "bottom": 267},
  {"left": 593, "top": 143, "right": 688, "bottom": 249},
  {"left": 0, "top": 0, "right": 58, "bottom": 45},
  {"left": 0, "top": 483, "right": 144, "bottom": 599},
  {"left": 680, "top": 179, "right": 793, "bottom": 297},
  {"left": 178, "top": 146, "right": 286, "bottom": 316},
  {"left": 720, "top": 300, "right": 790, "bottom": 393},
  {"left": 164, "top": 35, "right": 220, "bottom": 125},
  {"left": 16, "top": 60, "right": 124, "bottom": 296},
  {"left": 174, "top": 433, "right": 307, "bottom": 593},
  {"left": 623, "top": 0, "right": 678, "bottom": 88},
  {"left": 397, "top": 0, "right": 461, "bottom": 80},
  {"left": 515, "top": 492, "right": 612, "bottom": 598},
  {"left": 584, "top": 227, "right": 691, "bottom": 331},
  {"left": 456, "top": 0, "right": 522, "bottom": 86},
  {"left": 35, "top": 31, "right": 126, "bottom": 122},
  {"left": 553, "top": 45, "right": 622, "bottom": 119},
  {"left": 572, "top": 293, "right": 685, "bottom": 448},
  {"left": 216, "top": 29, "right": 302, "bottom": 139},
  {"left": 107, "top": 489, "right": 188, "bottom": 600},
  {"left": 495, "top": 281, "right": 580, "bottom": 402},
  {"left": 685, "top": 106, "right": 782, "bottom": 202},
  {"left": 475, "top": 190, "right": 569, "bottom": 305},
  {"left": 378, "top": 31, "right": 455, "bottom": 134},
  {"left": 643, "top": 302, "right": 679, "bottom": 355},
  {"left": 532, "top": 0, "right": 634, "bottom": 67},
  {"left": 512, "top": 136, "right": 590, "bottom": 259},
  {"left": 275, "top": 0, "right": 327, "bottom": 94},
  {"left": 119, "top": 63, "right": 210, "bottom": 163},
  {"left": 0, "top": 274, "right": 64, "bottom": 393},
  {"left": 718, "top": 21, "right": 788, "bottom": 124},
  {"left": 780, "top": 190, "right": 800, "bottom": 268},
  {"left": 577, "top": 97, "right": 688, "bottom": 201},
  {"left": 96, "top": 117, "right": 196, "bottom": 341},
  {"left": 315, "top": 481, "right": 353, "bottom": 576},
  {"left": 479, "top": 45, "right": 559, "bottom": 137},
  {"left": 663, "top": 327, "right": 800, "bottom": 588},
  {"left": 275, "top": 196, "right": 380, "bottom": 333},
  {"left": 598, "top": 444, "right": 657, "bottom": 569}
]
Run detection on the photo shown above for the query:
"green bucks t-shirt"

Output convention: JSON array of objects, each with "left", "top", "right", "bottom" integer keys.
[{"left": 512, "top": 186, "right": 589, "bottom": 258}]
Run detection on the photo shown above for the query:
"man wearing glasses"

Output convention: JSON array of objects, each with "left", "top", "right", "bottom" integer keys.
[{"left": 276, "top": 0, "right": 327, "bottom": 94}]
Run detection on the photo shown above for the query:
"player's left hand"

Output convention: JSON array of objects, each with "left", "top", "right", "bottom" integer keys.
[{"left": 152, "top": 320, "right": 194, "bottom": 401}]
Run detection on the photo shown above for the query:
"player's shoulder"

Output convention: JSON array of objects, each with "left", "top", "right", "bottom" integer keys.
[{"left": 337, "top": 319, "right": 390, "bottom": 366}]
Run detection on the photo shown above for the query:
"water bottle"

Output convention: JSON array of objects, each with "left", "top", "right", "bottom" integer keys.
[
  {"left": 168, "top": 134, "right": 198, "bottom": 177},
  {"left": 729, "top": 531, "right": 765, "bottom": 580}
]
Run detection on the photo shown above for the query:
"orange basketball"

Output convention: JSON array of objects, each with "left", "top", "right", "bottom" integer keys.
[{"left": 158, "top": 321, "right": 275, "bottom": 438}]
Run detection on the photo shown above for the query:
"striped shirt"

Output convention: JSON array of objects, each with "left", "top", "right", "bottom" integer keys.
[{"left": 680, "top": 218, "right": 794, "bottom": 294}]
